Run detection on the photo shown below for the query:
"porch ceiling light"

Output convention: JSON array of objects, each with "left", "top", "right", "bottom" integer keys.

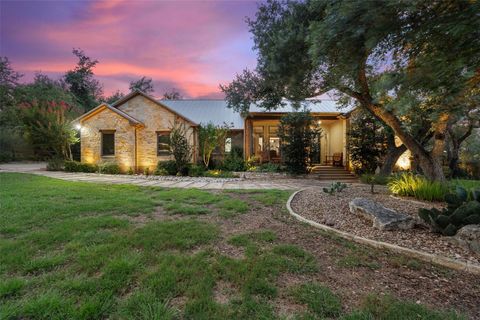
[{"left": 317, "top": 120, "right": 322, "bottom": 124}]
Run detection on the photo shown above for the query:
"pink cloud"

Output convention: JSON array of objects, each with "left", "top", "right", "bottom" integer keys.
[{"left": 1, "top": 0, "right": 258, "bottom": 98}]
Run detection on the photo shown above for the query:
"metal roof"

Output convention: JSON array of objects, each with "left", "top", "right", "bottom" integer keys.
[
  {"left": 248, "top": 99, "right": 351, "bottom": 113},
  {"left": 160, "top": 99, "right": 350, "bottom": 130},
  {"left": 160, "top": 100, "right": 245, "bottom": 129}
]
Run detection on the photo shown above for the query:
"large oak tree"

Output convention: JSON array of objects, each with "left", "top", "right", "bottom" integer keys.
[{"left": 221, "top": 0, "right": 480, "bottom": 181}]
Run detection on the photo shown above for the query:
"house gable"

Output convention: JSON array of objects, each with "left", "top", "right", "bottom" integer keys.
[
  {"left": 112, "top": 90, "right": 197, "bottom": 126},
  {"left": 75, "top": 103, "right": 143, "bottom": 127}
]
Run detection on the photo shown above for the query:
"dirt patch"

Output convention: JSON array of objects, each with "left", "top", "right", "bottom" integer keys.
[
  {"left": 135, "top": 189, "right": 480, "bottom": 318},
  {"left": 291, "top": 185, "right": 480, "bottom": 265},
  {"left": 213, "top": 280, "right": 240, "bottom": 304}
]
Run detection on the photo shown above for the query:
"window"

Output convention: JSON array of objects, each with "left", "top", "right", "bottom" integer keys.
[
  {"left": 253, "top": 126, "right": 265, "bottom": 157},
  {"left": 268, "top": 126, "right": 280, "bottom": 158},
  {"left": 225, "top": 137, "right": 232, "bottom": 153},
  {"left": 157, "top": 131, "right": 170, "bottom": 156},
  {"left": 101, "top": 132, "right": 115, "bottom": 156}
]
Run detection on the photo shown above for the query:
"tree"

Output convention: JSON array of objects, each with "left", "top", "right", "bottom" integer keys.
[
  {"left": 222, "top": 0, "right": 480, "bottom": 181},
  {"left": 0, "top": 57, "right": 22, "bottom": 124},
  {"left": 162, "top": 89, "right": 181, "bottom": 100},
  {"left": 103, "top": 90, "right": 125, "bottom": 104},
  {"left": 446, "top": 87, "right": 480, "bottom": 176},
  {"left": 198, "top": 122, "right": 230, "bottom": 168},
  {"left": 63, "top": 48, "right": 103, "bottom": 111},
  {"left": 278, "top": 109, "right": 321, "bottom": 174},
  {"left": 15, "top": 74, "right": 80, "bottom": 159},
  {"left": 348, "top": 109, "right": 389, "bottom": 174},
  {"left": 169, "top": 121, "right": 191, "bottom": 175},
  {"left": 129, "top": 76, "right": 154, "bottom": 94}
]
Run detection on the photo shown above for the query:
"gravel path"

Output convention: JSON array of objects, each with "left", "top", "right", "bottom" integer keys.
[{"left": 291, "top": 185, "right": 480, "bottom": 265}]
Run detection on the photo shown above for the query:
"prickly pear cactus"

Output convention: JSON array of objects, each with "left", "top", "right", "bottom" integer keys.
[{"left": 418, "top": 187, "right": 480, "bottom": 236}]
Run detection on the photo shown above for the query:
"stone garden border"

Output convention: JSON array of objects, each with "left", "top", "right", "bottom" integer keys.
[{"left": 286, "top": 189, "right": 480, "bottom": 275}]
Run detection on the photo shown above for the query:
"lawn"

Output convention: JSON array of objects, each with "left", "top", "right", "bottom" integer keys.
[{"left": 0, "top": 173, "right": 476, "bottom": 319}]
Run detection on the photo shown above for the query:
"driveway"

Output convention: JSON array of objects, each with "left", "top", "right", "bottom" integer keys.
[{"left": 0, "top": 162, "right": 353, "bottom": 190}]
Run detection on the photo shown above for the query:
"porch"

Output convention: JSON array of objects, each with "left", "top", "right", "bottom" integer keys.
[{"left": 244, "top": 114, "right": 349, "bottom": 168}]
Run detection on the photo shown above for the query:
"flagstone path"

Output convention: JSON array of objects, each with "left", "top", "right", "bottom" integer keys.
[{"left": 0, "top": 162, "right": 354, "bottom": 190}]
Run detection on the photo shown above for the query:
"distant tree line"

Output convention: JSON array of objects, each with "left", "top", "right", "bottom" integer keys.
[{"left": 0, "top": 49, "right": 182, "bottom": 161}]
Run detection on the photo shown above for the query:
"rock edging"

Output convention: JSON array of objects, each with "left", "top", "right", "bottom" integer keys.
[{"left": 286, "top": 189, "right": 480, "bottom": 275}]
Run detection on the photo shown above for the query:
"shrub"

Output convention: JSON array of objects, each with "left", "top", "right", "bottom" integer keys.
[
  {"left": 222, "top": 147, "right": 246, "bottom": 171},
  {"left": 169, "top": 122, "right": 192, "bottom": 175},
  {"left": 418, "top": 186, "right": 480, "bottom": 236},
  {"left": 64, "top": 160, "right": 97, "bottom": 173},
  {"left": 0, "top": 151, "right": 14, "bottom": 163},
  {"left": 46, "top": 158, "right": 64, "bottom": 171},
  {"left": 388, "top": 173, "right": 448, "bottom": 201},
  {"left": 256, "top": 163, "right": 281, "bottom": 172},
  {"left": 156, "top": 160, "right": 177, "bottom": 175},
  {"left": 188, "top": 164, "right": 206, "bottom": 177},
  {"left": 98, "top": 162, "right": 120, "bottom": 174},
  {"left": 127, "top": 167, "right": 134, "bottom": 175},
  {"left": 204, "top": 170, "right": 238, "bottom": 178},
  {"left": 323, "top": 182, "right": 348, "bottom": 195}
]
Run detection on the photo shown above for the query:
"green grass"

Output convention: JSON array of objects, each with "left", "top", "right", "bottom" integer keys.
[
  {"left": 0, "top": 173, "right": 467, "bottom": 319},
  {"left": 289, "top": 283, "right": 342, "bottom": 318}
]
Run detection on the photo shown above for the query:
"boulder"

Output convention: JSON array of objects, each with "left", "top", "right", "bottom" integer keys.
[
  {"left": 349, "top": 198, "right": 415, "bottom": 230},
  {"left": 454, "top": 224, "right": 480, "bottom": 253}
]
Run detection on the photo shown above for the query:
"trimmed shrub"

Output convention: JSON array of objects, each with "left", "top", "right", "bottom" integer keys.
[
  {"left": 98, "top": 162, "right": 120, "bottom": 174},
  {"left": 156, "top": 160, "right": 177, "bottom": 176},
  {"left": 46, "top": 158, "right": 64, "bottom": 171},
  {"left": 64, "top": 160, "right": 97, "bottom": 173},
  {"left": 388, "top": 173, "right": 448, "bottom": 201}
]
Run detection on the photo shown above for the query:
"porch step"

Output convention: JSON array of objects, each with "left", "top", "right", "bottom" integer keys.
[{"left": 309, "top": 165, "right": 358, "bottom": 182}]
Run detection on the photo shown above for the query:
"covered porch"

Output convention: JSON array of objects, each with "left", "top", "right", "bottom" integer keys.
[{"left": 244, "top": 113, "right": 349, "bottom": 168}]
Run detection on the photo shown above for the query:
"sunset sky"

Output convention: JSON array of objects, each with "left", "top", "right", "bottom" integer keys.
[{"left": 0, "top": 0, "right": 260, "bottom": 98}]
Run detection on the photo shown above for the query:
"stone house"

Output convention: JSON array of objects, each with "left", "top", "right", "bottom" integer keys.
[{"left": 74, "top": 90, "right": 360, "bottom": 172}]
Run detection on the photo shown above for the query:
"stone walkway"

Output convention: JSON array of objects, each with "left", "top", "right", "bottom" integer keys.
[{"left": 0, "top": 162, "right": 352, "bottom": 190}]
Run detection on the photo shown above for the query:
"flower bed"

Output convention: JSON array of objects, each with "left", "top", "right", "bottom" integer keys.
[{"left": 290, "top": 184, "right": 480, "bottom": 265}]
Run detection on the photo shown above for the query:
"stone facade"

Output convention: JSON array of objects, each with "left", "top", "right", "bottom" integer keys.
[
  {"left": 79, "top": 95, "right": 197, "bottom": 173},
  {"left": 117, "top": 95, "right": 196, "bottom": 171},
  {"left": 80, "top": 106, "right": 135, "bottom": 172}
]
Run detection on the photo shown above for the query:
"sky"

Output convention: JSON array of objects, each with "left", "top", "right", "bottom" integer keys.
[{"left": 0, "top": 0, "right": 260, "bottom": 98}]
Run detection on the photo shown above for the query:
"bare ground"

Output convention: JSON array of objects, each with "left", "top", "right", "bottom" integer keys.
[{"left": 138, "top": 190, "right": 480, "bottom": 318}]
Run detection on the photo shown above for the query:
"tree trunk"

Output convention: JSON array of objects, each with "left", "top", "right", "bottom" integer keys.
[
  {"left": 447, "top": 124, "right": 474, "bottom": 177},
  {"left": 379, "top": 144, "right": 407, "bottom": 176},
  {"left": 340, "top": 60, "right": 446, "bottom": 181},
  {"left": 364, "top": 102, "right": 445, "bottom": 181}
]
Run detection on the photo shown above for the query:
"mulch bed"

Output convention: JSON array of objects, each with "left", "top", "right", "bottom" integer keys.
[{"left": 290, "top": 184, "right": 480, "bottom": 265}]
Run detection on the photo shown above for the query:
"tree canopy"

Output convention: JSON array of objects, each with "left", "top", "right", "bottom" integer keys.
[
  {"left": 63, "top": 49, "right": 103, "bottom": 112},
  {"left": 162, "top": 89, "right": 182, "bottom": 100},
  {"left": 129, "top": 76, "right": 154, "bottom": 94},
  {"left": 222, "top": 0, "right": 480, "bottom": 181}
]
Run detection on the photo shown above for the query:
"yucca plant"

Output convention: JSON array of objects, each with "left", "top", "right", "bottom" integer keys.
[{"left": 388, "top": 173, "right": 448, "bottom": 202}]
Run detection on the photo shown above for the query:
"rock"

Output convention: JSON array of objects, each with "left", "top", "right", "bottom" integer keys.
[
  {"left": 454, "top": 224, "right": 480, "bottom": 253},
  {"left": 349, "top": 198, "right": 415, "bottom": 231}
]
